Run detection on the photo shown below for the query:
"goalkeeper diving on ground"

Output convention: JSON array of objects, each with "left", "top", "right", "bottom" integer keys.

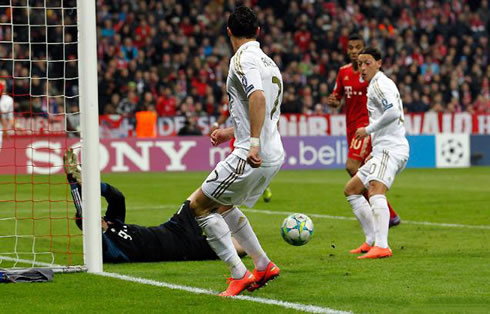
[{"left": 63, "top": 149, "right": 245, "bottom": 263}]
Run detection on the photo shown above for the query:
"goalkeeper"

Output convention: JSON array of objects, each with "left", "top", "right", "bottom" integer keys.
[{"left": 63, "top": 149, "right": 244, "bottom": 263}]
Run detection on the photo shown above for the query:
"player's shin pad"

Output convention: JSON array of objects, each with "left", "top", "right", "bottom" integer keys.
[{"left": 196, "top": 213, "right": 239, "bottom": 265}]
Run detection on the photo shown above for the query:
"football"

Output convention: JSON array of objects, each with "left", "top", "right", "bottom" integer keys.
[{"left": 281, "top": 213, "right": 314, "bottom": 246}]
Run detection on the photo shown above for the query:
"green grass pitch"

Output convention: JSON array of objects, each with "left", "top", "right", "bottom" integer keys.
[{"left": 1, "top": 167, "right": 489, "bottom": 313}]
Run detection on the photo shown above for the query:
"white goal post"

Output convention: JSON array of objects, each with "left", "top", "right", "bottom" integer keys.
[
  {"left": 0, "top": 0, "right": 102, "bottom": 273},
  {"left": 78, "top": 0, "right": 102, "bottom": 273}
]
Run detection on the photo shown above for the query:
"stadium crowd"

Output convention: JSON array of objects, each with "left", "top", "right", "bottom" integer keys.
[
  {"left": 94, "top": 0, "right": 488, "bottom": 120},
  {"left": 0, "top": 0, "right": 488, "bottom": 124}
]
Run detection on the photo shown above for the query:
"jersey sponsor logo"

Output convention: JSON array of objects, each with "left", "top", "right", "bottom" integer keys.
[
  {"left": 344, "top": 86, "right": 353, "bottom": 98},
  {"left": 382, "top": 98, "right": 393, "bottom": 110}
]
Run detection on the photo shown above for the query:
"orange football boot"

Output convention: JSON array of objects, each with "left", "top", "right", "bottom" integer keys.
[
  {"left": 357, "top": 246, "right": 392, "bottom": 259},
  {"left": 349, "top": 242, "right": 372, "bottom": 254},
  {"left": 218, "top": 270, "right": 255, "bottom": 297},
  {"left": 247, "top": 261, "right": 280, "bottom": 292}
]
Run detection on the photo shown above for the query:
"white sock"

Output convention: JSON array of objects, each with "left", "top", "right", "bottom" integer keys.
[
  {"left": 347, "top": 195, "right": 375, "bottom": 245},
  {"left": 196, "top": 212, "right": 247, "bottom": 278},
  {"left": 222, "top": 207, "right": 270, "bottom": 271},
  {"left": 370, "top": 194, "right": 390, "bottom": 248}
]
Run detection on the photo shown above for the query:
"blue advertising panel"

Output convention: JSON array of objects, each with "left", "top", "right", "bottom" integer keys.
[
  {"left": 281, "top": 136, "right": 347, "bottom": 169},
  {"left": 406, "top": 135, "right": 436, "bottom": 168},
  {"left": 470, "top": 135, "right": 490, "bottom": 166},
  {"left": 280, "top": 136, "right": 436, "bottom": 169}
]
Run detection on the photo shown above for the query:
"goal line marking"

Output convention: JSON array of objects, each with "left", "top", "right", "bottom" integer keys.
[
  {"left": 97, "top": 271, "right": 351, "bottom": 314},
  {"left": 0, "top": 254, "right": 351, "bottom": 314}
]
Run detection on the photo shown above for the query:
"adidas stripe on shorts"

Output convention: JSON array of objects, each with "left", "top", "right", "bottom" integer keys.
[
  {"left": 201, "top": 153, "right": 281, "bottom": 208},
  {"left": 356, "top": 149, "right": 408, "bottom": 190}
]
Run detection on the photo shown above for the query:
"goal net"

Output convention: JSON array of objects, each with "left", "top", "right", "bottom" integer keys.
[{"left": 0, "top": 0, "right": 101, "bottom": 272}]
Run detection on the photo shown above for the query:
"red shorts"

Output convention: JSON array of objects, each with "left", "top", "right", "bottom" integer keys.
[{"left": 347, "top": 134, "right": 372, "bottom": 162}]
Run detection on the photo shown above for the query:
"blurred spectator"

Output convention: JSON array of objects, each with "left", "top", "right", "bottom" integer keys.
[
  {"left": 156, "top": 87, "right": 177, "bottom": 117},
  {"left": 178, "top": 116, "right": 203, "bottom": 136}
]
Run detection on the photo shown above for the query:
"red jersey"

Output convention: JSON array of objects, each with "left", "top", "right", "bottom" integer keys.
[
  {"left": 220, "top": 106, "right": 234, "bottom": 150},
  {"left": 332, "top": 63, "right": 369, "bottom": 138}
]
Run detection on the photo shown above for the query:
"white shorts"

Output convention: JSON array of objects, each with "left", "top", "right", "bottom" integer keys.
[
  {"left": 356, "top": 149, "right": 408, "bottom": 190},
  {"left": 201, "top": 153, "right": 281, "bottom": 208}
]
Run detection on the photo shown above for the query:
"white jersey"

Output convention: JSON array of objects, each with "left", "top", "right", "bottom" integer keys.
[
  {"left": 0, "top": 94, "right": 14, "bottom": 129},
  {"left": 365, "top": 71, "right": 409, "bottom": 157},
  {"left": 227, "top": 41, "right": 284, "bottom": 167}
]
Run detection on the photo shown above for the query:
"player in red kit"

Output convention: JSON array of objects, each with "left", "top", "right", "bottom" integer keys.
[{"left": 327, "top": 34, "right": 401, "bottom": 242}]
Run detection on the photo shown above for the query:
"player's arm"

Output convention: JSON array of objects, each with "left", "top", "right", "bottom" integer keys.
[
  {"left": 210, "top": 126, "right": 234, "bottom": 146},
  {"left": 326, "top": 71, "right": 344, "bottom": 108},
  {"left": 356, "top": 81, "right": 401, "bottom": 139},
  {"left": 248, "top": 89, "right": 266, "bottom": 166},
  {"left": 238, "top": 54, "right": 265, "bottom": 168},
  {"left": 208, "top": 111, "right": 229, "bottom": 135},
  {"left": 1, "top": 112, "right": 14, "bottom": 138}
]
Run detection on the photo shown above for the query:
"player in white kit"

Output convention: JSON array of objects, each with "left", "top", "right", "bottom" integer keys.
[
  {"left": 0, "top": 80, "right": 14, "bottom": 151},
  {"left": 182, "top": 6, "right": 284, "bottom": 296},
  {"left": 344, "top": 47, "right": 409, "bottom": 259}
]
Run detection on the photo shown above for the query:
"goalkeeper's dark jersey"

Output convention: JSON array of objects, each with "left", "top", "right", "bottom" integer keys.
[
  {"left": 102, "top": 202, "right": 217, "bottom": 263},
  {"left": 68, "top": 180, "right": 217, "bottom": 263}
]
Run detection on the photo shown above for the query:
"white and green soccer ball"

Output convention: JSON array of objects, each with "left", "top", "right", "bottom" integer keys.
[{"left": 281, "top": 213, "right": 314, "bottom": 246}]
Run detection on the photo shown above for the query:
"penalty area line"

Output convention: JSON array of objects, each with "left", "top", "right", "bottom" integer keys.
[{"left": 98, "top": 271, "right": 351, "bottom": 314}]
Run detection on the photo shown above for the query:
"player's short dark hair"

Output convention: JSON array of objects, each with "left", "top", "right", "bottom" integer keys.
[
  {"left": 360, "top": 47, "right": 382, "bottom": 60},
  {"left": 228, "top": 6, "right": 258, "bottom": 39},
  {"left": 348, "top": 33, "right": 364, "bottom": 43}
]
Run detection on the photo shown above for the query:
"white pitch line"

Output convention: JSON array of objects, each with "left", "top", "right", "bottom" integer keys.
[
  {"left": 6, "top": 203, "right": 490, "bottom": 230},
  {"left": 98, "top": 271, "right": 350, "bottom": 314},
  {"left": 242, "top": 208, "right": 490, "bottom": 230},
  {"left": 0, "top": 255, "right": 349, "bottom": 313},
  {"left": 130, "top": 205, "right": 490, "bottom": 230}
]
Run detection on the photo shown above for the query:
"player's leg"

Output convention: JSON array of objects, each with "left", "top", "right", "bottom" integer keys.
[
  {"left": 235, "top": 165, "right": 281, "bottom": 291},
  {"left": 221, "top": 203, "right": 279, "bottom": 291},
  {"left": 344, "top": 171, "right": 375, "bottom": 253},
  {"left": 388, "top": 203, "right": 401, "bottom": 227},
  {"left": 221, "top": 204, "right": 279, "bottom": 291},
  {"left": 358, "top": 150, "right": 400, "bottom": 259},
  {"left": 357, "top": 181, "right": 393, "bottom": 259},
  {"left": 191, "top": 155, "right": 256, "bottom": 295},
  {"left": 221, "top": 206, "right": 270, "bottom": 271},
  {"left": 348, "top": 137, "right": 401, "bottom": 227},
  {"left": 231, "top": 237, "right": 246, "bottom": 257},
  {"left": 188, "top": 188, "right": 245, "bottom": 276},
  {"left": 188, "top": 188, "right": 254, "bottom": 296},
  {"left": 345, "top": 157, "right": 363, "bottom": 177}
]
